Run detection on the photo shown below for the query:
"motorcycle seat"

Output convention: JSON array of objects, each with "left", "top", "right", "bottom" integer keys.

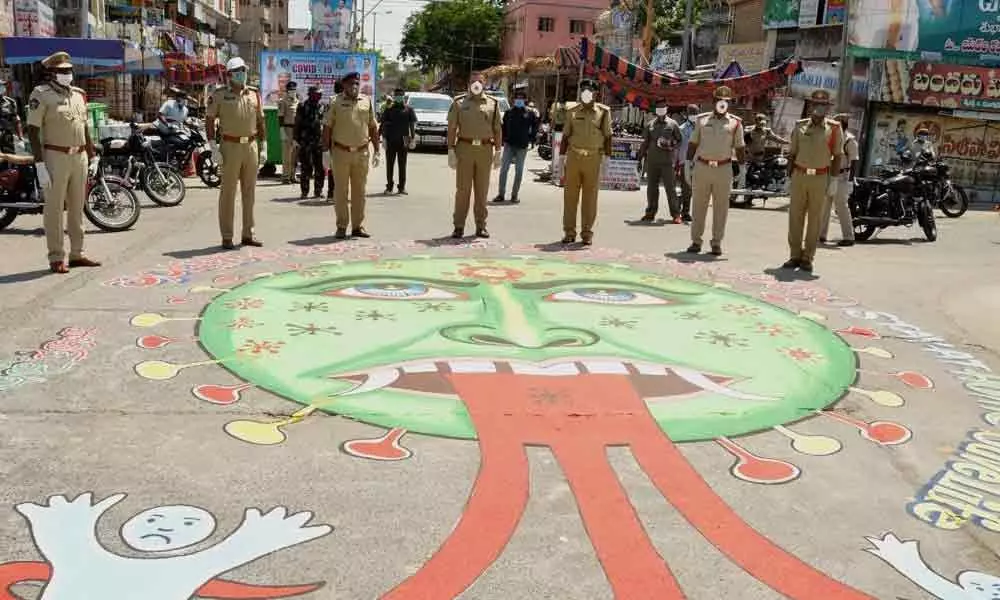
[
  {"left": 0, "top": 152, "right": 36, "bottom": 165},
  {"left": 100, "top": 138, "right": 129, "bottom": 150}
]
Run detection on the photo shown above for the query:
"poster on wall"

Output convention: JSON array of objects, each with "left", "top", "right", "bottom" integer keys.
[
  {"left": 258, "top": 51, "right": 378, "bottom": 106},
  {"left": 875, "top": 60, "right": 1000, "bottom": 112},
  {"left": 716, "top": 43, "right": 767, "bottom": 74},
  {"left": 789, "top": 60, "right": 870, "bottom": 106},
  {"left": 311, "top": 0, "right": 353, "bottom": 51},
  {"left": 849, "top": 0, "right": 1000, "bottom": 64},
  {"left": 763, "top": 0, "right": 800, "bottom": 29}
]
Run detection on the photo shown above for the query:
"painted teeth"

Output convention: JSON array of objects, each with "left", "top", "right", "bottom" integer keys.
[
  {"left": 509, "top": 362, "right": 578, "bottom": 376},
  {"left": 340, "top": 368, "right": 400, "bottom": 396},
  {"left": 579, "top": 360, "right": 629, "bottom": 374},
  {"left": 672, "top": 366, "right": 772, "bottom": 401},
  {"left": 449, "top": 360, "right": 497, "bottom": 373}
]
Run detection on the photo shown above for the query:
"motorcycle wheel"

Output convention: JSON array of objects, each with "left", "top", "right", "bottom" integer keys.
[
  {"left": 197, "top": 153, "right": 221, "bottom": 188},
  {"left": 141, "top": 166, "right": 186, "bottom": 207},
  {"left": 0, "top": 207, "right": 17, "bottom": 231},
  {"left": 918, "top": 202, "right": 938, "bottom": 242},
  {"left": 940, "top": 183, "right": 969, "bottom": 218},
  {"left": 854, "top": 224, "right": 877, "bottom": 241},
  {"left": 85, "top": 181, "right": 140, "bottom": 231}
]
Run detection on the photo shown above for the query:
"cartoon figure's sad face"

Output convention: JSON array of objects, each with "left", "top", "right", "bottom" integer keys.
[
  {"left": 199, "top": 258, "right": 856, "bottom": 441},
  {"left": 120, "top": 505, "right": 217, "bottom": 552}
]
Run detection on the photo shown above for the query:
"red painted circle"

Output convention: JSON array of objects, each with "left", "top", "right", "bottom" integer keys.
[
  {"left": 734, "top": 457, "right": 799, "bottom": 484},
  {"left": 896, "top": 371, "right": 933, "bottom": 390},
  {"left": 866, "top": 422, "right": 911, "bottom": 445}
]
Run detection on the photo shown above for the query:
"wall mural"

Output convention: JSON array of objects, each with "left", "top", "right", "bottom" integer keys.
[
  {"left": 866, "top": 532, "right": 1000, "bottom": 599},
  {"left": 0, "top": 492, "right": 331, "bottom": 599},
  {"left": 119, "top": 250, "right": 947, "bottom": 599}
]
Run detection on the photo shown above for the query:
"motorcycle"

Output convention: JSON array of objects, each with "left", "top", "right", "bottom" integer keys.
[
  {"left": 99, "top": 122, "right": 186, "bottom": 206},
  {"left": 0, "top": 152, "right": 140, "bottom": 232},
  {"left": 882, "top": 152, "right": 968, "bottom": 218},
  {"left": 730, "top": 151, "right": 790, "bottom": 208},
  {"left": 153, "top": 117, "right": 220, "bottom": 188},
  {"left": 537, "top": 123, "right": 552, "bottom": 161},
  {"left": 850, "top": 151, "right": 937, "bottom": 242}
]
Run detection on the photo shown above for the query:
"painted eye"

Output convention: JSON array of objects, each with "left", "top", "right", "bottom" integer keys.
[
  {"left": 326, "top": 282, "right": 463, "bottom": 300},
  {"left": 546, "top": 288, "right": 671, "bottom": 305}
]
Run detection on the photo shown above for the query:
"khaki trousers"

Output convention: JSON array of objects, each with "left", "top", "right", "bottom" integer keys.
[
  {"left": 43, "top": 149, "right": 87, "bottom": 263},
  {"left": 453, "top": 143, "right": 492, "bottom": 229},
  {"left": 333, "top": 147, "right": 369, "bottom": 231},
  {"left": 820, "top": 176, "right": 854, "bottom": 241},
  {"left": 563, "top": 150, "right": 602, "bottom": 237},
  {"left": 690, "top": 161, "right": 731, "bottom": 246},
  {"left": 219, "top": 140, "right": 258, "bottom": 241},
  {"left": 281, "top": 132, "right": 297, "bottom": 180},
  {"left": 788, "top": 172, "right": 828, "bottom": 263}
]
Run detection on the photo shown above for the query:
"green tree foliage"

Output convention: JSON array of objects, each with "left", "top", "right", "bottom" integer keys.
[
  {"left": 629, "top": 0, "right": 706, "bottom": 47},
  {"left": 399, "top": 0, "right": 504, "bottom": 76}
]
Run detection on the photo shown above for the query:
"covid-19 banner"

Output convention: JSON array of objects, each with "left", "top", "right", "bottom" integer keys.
[
  {"left": 848, "top": 0, "right": 1000, "bottom": 64},
  {"left": 311, "top": 0, "right": 353, "bottom": 51},
  {"left": 258, "top": 51, "right": 379, "bottom": 105}
]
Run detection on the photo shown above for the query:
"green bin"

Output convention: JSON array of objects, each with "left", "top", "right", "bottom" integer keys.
[
  {"left": 264, "top": 106, "right": 282, "bottom": 164},
  {"left": 87, "top": 103, "right": 107, "bottom": 141}
]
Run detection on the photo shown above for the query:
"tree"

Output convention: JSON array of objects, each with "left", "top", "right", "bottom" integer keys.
[
  {"left": 626, "top": 0, "right": 707, "bottom": 49},
  {"left": 399, "top": 0, "right": 504, "bottom": 77}
]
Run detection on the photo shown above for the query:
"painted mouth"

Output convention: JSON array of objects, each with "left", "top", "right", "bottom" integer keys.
[
  {"left": 140, "top": 533, "right": 172, "bottom": 543},
  {"left": 329, "top": 358, "right": 772, "bottom": 401}
]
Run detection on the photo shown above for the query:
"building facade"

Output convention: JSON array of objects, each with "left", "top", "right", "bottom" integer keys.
[{"left": 501, "top": 0, "right": 606, "bottom": 66}]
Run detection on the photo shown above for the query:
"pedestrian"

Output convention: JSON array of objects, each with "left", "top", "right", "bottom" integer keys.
[
  {"left": 25, "top": 52, "right": 101, "bottom": 273},
  {"left": 447, "top": 71, "right": 502, "bottom": 239},
  {"left": 684, "top": 86, "right": 745, "bottom": 256},
  {"left": 277, "top": 80, "right": 300, "bottom": 184},
  {"left": 378, "top": 87, "right": 416, "bottom": 195},
  {"left": 0, "top": 78, "right": 22, "bottom": 153},
  {"left": 527, "top": 101, "right": 540, "bottom": 120},
  {"left": 549, "top": 94, "right": 568, "bottom": 132},
  {"left": 637, "top": 101, "right": 682, "bottom": 223},
  {"left": 323, "top": 71, "right": 380, "bottom": 239},
  {"left": 205, "top": 56, "right": 266, "bottom": 250},
  {"left": 783, "top": 89, "right": 843, "bottom": 273},
  {"left": 675, "top": 104, "right": 699, "bottom": 223},
  {"left": 910, "top": 126, "right": 936, "bottom": 159},
  {"left": 819, "top": 112, "right": 857, "bottom": 247},
  {"left": 493, "top": 87, "right": 537, "bottom": 204},
  {"left": 294, "top": 86, "right": 326, "bottom": 199},
  {"left": 745, "top": 114, "right": 789, "bottom": 163},
  {"left": 559, "top": 79, "right": 612, "bottom": 246}
]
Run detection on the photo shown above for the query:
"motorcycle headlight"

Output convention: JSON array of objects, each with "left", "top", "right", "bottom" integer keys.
[
  {"left": 142, "top": 139, "right": 152, "bottom": 148},
  {"left": 775, "top": 157, "right": 788, "bottom": 167}
]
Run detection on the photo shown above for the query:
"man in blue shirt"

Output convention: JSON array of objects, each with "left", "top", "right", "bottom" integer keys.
[
  {"left": 493, "top": 88, "right": 537, "bottom": 204},
  {"left": 675, "top": 103, "right": 700, "bottom": 222}
]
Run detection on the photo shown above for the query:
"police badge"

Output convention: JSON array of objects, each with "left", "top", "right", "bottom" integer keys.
[{"left": 29, "top": 98, "right": 39, "bottom": 111}]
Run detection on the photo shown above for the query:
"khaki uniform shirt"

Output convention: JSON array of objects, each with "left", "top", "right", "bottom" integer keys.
[
  {"left": 690, "top": 112, "right": 745, "bottom": 162},
  {"left": 277, "top": 93, "right": 299, "bottom": 127},
  {"left": 564, "top": 102, "right": 612, "bottom": 152},
  {"left": 27, "top": 83, "right": 88, "bottom": 147},
  {"left": 207, "top": 85, "right": 263, "bottom": 138},
  {"left": 448, "top": 94, "right": 501, "bottom": 144},
  {"left": 789, "top": 118, "right": 843, "bottom": 170},
  {"left": 325, "top": 93, "right": 376, "bottom": 148},
  {"left": 643, "top": 116, "right": 682, "bottom": 166},
  {"left": 550, "top": 101, "right": 567, "bottom": 126},
  {"left": 746, "top": 125, "right": 784, "bottom": 157},
  {"left": 839, "top": 131, "right": 859, "bottom": 178}
]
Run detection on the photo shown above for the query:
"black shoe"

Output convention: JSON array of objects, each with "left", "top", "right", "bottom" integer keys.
[
  {"left": 475, "top": 228, "right": 490, "bottom": 239},
  {"left": 326, "top": 194, "right": 334, "bottom": 202},
  {"left": 222, "top": 239, "right": 236, "bottom": 250},
  {"left": 561, "top": 234, "right": 576, "bottom": 244},
  {"left": 385, "top": 185, "right": 394, "bottom": 194},
  {"left": 241, "top": 238, "right": 263, "bottom": 248},
  {"left": 710, "top": 245, "right": 722, "bottom": 256},
  {"left": 781, "top": 259, "right": 800, "bottom": 269},
  {"left": 451, "top": 228, "right": 464, "bottom": 239},
  {"left": 682, "top": 214, "right": 692, "bottom": 223},
  {"left": 492, "top": 195, "right": 504, "bottom": 203},
  {"left": 819, "top": 237, "right": 827, "bottom": 244},
  {"left": 581, "top": 235, "right": 593, "bottom": 246},
  {"left": 300, "top": 191, "right": 309, "bottom": 199},
  {"left": 510, "top": 196, "right": 519, "bottom": 204},
  {"left": 334, "top": 229, "right": 348, "bottom": 240},
  {"left": 837, "top": 240, "right": 855, "bottom": 247},
  {"left": 799, "top": 261, "right": 814, "bottom": 273},
  {"left": 685, "top": 244, "right": 701, "bottom": 253},
  {"left": 314, "top": 191, "right": 322, "bottom": 199},
  {"left": 398, "top": 187, "right": 407, "bottom": 195},
  {"left": 351, "top": 229, "right": 371, "bottom": 239},
  {"left": 640, "top": 213, "right": 655, "bottom": 222}
]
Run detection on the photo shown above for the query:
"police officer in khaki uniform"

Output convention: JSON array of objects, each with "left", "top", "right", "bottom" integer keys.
[
  {"left": 206, "top": 57, "right": 266, "bottom": 249},
  {"left": 560, "top": 79, "right": 612, "bottom": 245},
  {"left": 685, "top": 86, "right": 745, "bottom": 256},
  {"left": 26, "top": 52, "right": 101, "bottom": 273},
  {"left": 277, "top": 80, "right": 299, "bottom": 184},
  {"left": 323, "top": 71, "right": 380, "bottom": 239},
  {"left": 447, "top": 71, "right": 502, "bottom": 239},
  {"left": 784, "top": 89, "right": 843, "bottom": 273},
  {"left": 819, "top": 112, "right": 857, "bottom": 246}
]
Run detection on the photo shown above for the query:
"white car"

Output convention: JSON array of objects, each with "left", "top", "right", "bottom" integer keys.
[{"left": 404, "top": 92, "right": 454, "bottom": 150}]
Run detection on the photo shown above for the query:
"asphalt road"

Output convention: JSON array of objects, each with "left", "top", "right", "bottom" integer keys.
[{"left": 0, "top": 150, "right": 998, "bottom": 600}]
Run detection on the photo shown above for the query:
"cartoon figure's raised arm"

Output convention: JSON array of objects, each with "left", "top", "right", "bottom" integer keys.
[
  {"left": 865, "top": 533, "right": 965, "bottom": 599},
  {"left": 15, "top": 492, "right": 125, "bottom": 566},
  {"left": 194, "top": 506, "right": 332, "bottom": 575}
]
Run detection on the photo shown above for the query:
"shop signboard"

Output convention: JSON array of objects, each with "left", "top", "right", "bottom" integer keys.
[
  {"left": 788, "top": 60, "right": 870, "bottom": 106},
  {"left": 311, "top": 0, "right": 352, "bottom": 51},
  {"left": 650, "top": 43, "right": 681, "bottom": 72},
  {"left": 14, "top": 0, "right": 54, "bottom": 37},
  {"left": 0, "top": 0, "right": 14, "bottom": 36},
  {"left": 258, "top": 50, "right": 379, "bottom": 105},
  {"left": 716, "top": 43, "right": 767, "bottom": 74},
  {"left": 875, "top": 60, "right": 1000, "bottom": 112},
  {"left": 766, "top": 0, "right": 845, "bottom": 29},
  {"left": 849, "top": 0, "right": 1000, "bottom": 64}
]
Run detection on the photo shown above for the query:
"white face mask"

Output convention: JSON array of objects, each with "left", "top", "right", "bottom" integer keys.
[
  {"left": 715, "top": 100, "right": 728, "bottom": 114},
  {"left": 469, "top": 81, "right": 483, "bottom": 95},
  {"left": 688, "top": 115, "right": 697, "bottom": 122},
  {"left": 655, "top": 107, "right": 668, "bottom": 117},
  {"left": 55, "top": 73, "right": 73, "bottom": 87},
  {"left": 580, "top": 90, "right": 594, "bottom": 104}
]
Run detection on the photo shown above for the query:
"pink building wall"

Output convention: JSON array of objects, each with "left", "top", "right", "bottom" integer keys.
[{"left": 502, "top": 0, "right": 608, "bottom": 65}]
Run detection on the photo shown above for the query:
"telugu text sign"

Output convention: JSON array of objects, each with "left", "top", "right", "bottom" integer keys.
[
  {"left": 875, "top": 60, "right": 1000, "bottom": 112},
  {"left": 716, "top": 43, "right": 767, "bottom": 74}
]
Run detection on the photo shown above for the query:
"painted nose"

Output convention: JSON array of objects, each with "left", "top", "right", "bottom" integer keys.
[{"left": 441, "top": 324, "right": 599, "bottom": 349}]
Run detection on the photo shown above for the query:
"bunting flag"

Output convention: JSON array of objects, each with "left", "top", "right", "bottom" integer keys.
[{"left": 578, "top": 37, "right": 802, "bottom": 110}]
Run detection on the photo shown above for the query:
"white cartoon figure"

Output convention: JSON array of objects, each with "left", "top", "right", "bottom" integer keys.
[
  {"left": 2, "top": 492, "right": 331, "bottom": 600},
  {"left": 865, "top": 532, "right": 1000, "bottom": 599}
]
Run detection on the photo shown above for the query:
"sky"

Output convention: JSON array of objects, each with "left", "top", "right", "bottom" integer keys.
[{"left": 287, "top": 0, "right": 426, "bottom": 60}]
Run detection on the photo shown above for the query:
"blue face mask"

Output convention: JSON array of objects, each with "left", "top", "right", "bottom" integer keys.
[
  {"left": 230, "top": 71, "right": 247, "bottom": 85},
  {"left": 514, "top": 99, "right": 526, "bottom": 108}
]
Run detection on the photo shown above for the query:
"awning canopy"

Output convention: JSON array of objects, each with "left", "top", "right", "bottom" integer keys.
[
  {"left": 716, "top": 60, "right": 746, "bottom": 80},
  {"left": 1, "top": 37, "right": 125, "bottom": 67}
]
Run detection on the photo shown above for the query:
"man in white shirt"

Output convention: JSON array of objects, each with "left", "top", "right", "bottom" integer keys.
[{"left": 158, "top": 88, "right": 189, "bottom": 127}]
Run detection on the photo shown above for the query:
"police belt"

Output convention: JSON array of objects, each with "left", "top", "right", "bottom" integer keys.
[
  {"left": 457, "top": 137, "right": 494, "bottom": 146},
  {"left": 696, "top": 157, "right": 732, "bottom": 167},
  {"left": 333, "top": 141, "right": 369, "bottom": 152},
  {"left": 222, "top": 135, "right": 258, "bottom": 143},
  {"left": 44, "top": 144, "right": 86, "bottom": 154},
  {"left": 793, "top": 164, "right": 829, "bottom": 175}
]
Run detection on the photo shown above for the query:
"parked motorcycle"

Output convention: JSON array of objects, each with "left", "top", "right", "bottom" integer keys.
[
  {"left": 537, "top": 123, "right": 552, "bottom": 161},
  {"left": 0, "top": 152, "right": 140, "bottom": 232},
  {"left": 883, "top": 152, "right": 968, "bottom": 218},
  {"left": 730, "top": 153, "right": 790, "bottom": 208},
  {"left": 99, "top": 122, "right": 186, "bottom": 206},
  {"left": 153, "top": 117, "right": 220, "bottom": 188},
  {"left": 850, "top": 152, "right": 937, "bottom": 242}
]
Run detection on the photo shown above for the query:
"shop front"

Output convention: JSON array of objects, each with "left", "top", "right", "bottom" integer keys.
[{"left": 866, "top": 60, "right": 1000, "bottom": 204}]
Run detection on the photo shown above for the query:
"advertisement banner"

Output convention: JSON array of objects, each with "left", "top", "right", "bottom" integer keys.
[
  {"left": 875, "top": 60, "right": 1000, "bottom": 112},
  {"left": 311, "top": 0, "right": 352, "bottom": 51},
  {"left": 763, "top": 0, "right": 800, "bottom": 29},
  {"left": 766, "top": 0, "right": 843, "bottom": 29},
  {"left": 849, "top": 0, "right": 1000, "bottom": 64},
  {"left": 789, "top": 60, "right": 870, "bottom": 105},
  {"left": 14, "top": 0, "right": 53, "bottom": 36},
  {"left": 259, "top": 50, "right": 378, "bottom": 105},
  {"left": 716, "top": 42, "right": 767, "bottom": 74}
]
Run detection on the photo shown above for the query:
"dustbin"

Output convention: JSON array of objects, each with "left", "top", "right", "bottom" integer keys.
[
  {"left": 87, "top": 103, "right": 108, "bottom": 142},
  {"left": 264, "top": 106, "right": 282, "bottom": 164}
]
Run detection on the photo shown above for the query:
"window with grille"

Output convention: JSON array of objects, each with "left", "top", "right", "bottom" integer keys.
[
  {"left": 569, "top": 19, "right": 585, "bottom": 34},
  {"left": 538, "top": 16, "right": 554, "bottom": 32}
]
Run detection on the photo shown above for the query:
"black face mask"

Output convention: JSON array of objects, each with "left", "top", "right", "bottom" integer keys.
[{"left": 308, "top": 94, "right": 321, "bottom": 103}]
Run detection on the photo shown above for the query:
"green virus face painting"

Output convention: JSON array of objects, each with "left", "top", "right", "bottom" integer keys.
[{"left": 196, "top": 257, "right": 857, "bottom": 442}]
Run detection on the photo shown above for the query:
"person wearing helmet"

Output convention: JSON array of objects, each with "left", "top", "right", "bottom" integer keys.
[
  {"left": 910, "top": 126, "right": 936, "bottom": 160},
  {"left": 277, "top": 80, "right": 300, "bottom": 184},
  {"left": 206, "top": 56, "right": 266, "bottom": 249},
  {"left": 158, "top": 87, "right": 189, "bottom": 126},
  {"left": 0, "top": 77, "right": 22, "bottom": 153}
]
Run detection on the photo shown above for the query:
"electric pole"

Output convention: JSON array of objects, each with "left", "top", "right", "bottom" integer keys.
[
  {"left": 680, "top": 0, "right": 694, "bottom": 71},
  {"left": 642, "top": 0, "right": 654, "bottom": 65},
  {"left": 836, "top": 10, "right": 853, "bottom": 114}
]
